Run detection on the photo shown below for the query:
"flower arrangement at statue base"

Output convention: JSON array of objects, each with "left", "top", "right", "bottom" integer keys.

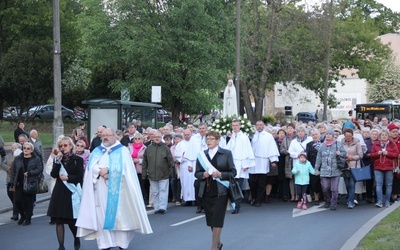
[{"left": 210, "top": 115, "right": 255, "bottom": 137}]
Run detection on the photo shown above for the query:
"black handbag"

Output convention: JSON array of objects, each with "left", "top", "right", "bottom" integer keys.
[
  {"left": 37, "top": 173, "right": 49, "bottom": 194},
  {"left": 351, "top": 161, "right": 372, "bottom": 182},
  {"left": 228, "top": 177, "right": 243, "bottom": 203},
  {"left": 23, "top": 175, "right": 38, "bottom": 194},
  {"left": 336, "top": 142, "right": 347, "bottom": 170}
]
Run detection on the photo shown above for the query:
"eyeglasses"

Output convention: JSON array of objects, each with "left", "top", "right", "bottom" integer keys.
[
  {"left": 206, "top": 138, "right": 216, "bottom": 141},
  {"left": 23, "top": 147, "right": 32, "bottom": 150},
  {"left": 134, "top": 138, "right": 142, "bottom": 140},
  {"left": 76, "top": 144, "right": 84, "bottom": 147},
  {"left": 59, "top": 144, "right": 69, "bottom": 148}
]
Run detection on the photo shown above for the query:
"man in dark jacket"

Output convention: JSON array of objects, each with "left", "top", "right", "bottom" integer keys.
[
  {"left": 120, "top": 122, "right": 139, "bottom": 147},
  {"left": 89, "top": 126, "right": 105, "bottom": 152},
  {"left": 142, "top": 131, "right": 174, "bottom": 214},
  {"left": 14, "top": 122, "right": 29, "bottom": 143}
]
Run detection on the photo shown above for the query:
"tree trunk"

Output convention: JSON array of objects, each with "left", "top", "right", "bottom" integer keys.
[
  {"left": 241, "top": 1, "right": 281, "bottom": 123},
  {"left": 170, "top": 99, "right": 183, "bottom": 127},
  {"left": 322, "top": 0, "right": 334, "bottom": 121}
]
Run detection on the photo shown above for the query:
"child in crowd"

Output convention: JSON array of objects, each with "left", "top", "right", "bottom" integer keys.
[{"left": 292, "top": 152, "right": 318, "bottom": 210}]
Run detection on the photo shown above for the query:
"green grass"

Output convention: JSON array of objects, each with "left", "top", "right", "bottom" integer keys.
[
  {"left": 0, "top": 120, "right": 81, "bottom": 147},
  {"left": 356, "top": 207, "right": 400, "bottom": 250}
]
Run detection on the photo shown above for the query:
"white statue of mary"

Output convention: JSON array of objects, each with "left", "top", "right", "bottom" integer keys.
[{"left": 222, "top": 79, "right": 238, "bottom": 117}]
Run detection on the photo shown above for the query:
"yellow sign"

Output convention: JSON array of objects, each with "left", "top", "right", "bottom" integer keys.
[{"left": 359, "top": 106, "right": 388, "bottom": 112}]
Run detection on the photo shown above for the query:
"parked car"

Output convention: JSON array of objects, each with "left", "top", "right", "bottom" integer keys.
[
  {"left": 157, "top": 109, "right": 171, "bottom": 123},
  {"left": 22, "top": 104, "right": 75, "bottom": 121},
  {"left": 73, "top": 108, "right": 87, "bottom": 121},
  {"left": 3, "top": 111, "right": 11, "bottom": 119},
  {"left": 294, "top": 112, "right": 317, "bottom": 123}
]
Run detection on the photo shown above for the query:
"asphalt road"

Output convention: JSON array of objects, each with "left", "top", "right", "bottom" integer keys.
[{"left": 0, "top": 196, "right": 393, "bottom": 250}]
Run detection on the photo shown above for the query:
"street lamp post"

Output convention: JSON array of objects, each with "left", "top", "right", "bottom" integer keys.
[
  {"left": 52, "top": 0, "right": 64, "bottom": 144},
  {"left": 235, "top": 0, "right": 241, "bottom": 115}
]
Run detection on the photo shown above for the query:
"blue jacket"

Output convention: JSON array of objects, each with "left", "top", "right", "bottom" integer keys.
[{"left": 292, "top": 160, "right": 315, "bottom": 185}]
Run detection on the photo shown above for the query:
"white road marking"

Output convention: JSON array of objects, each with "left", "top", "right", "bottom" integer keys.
[
  {"left": 292, "top": 202, "right": 329, "bottom": 218},
  {"left": 170, "top": 215, "right": 205, "bottom": 226},
  {"left": 32, "top": 213, "right": 46, "bottom": 219}
]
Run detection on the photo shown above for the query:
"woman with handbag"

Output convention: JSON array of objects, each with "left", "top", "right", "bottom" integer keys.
[
  {"left": 306, "top": 128, "right": 323, "bottom": 205},
  {"left": 315, "top": 129, "right": 346, "bottom": 210},
  {"left": 195, "top": 131, "right": 236, "bottom": 250},
  {"left": 341, "top": 128, "right": 363, "bottom": 209},
  {"left": 47, "top": 137, "right": 84, "bottom": 250},
  {"left": 9, "top": 142, "right": 42, "bottom": 226},
  {"left": 370, "top": 129, "right": 399, "bottom": 208},
  {"left": 1, "top": 143, "right": 22, "bottom": 221}
]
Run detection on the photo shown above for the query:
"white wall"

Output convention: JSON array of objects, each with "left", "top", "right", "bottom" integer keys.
[{"left": 274, "top": 76, "right": 368, "bottom": 120}]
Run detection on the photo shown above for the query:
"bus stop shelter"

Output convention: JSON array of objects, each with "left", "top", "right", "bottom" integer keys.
[{"left": 82, "top": 99, "right": 162, "bottom": 138}]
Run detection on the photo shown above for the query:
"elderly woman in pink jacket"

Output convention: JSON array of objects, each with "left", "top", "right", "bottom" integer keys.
[{"left": 130, "top": 133, "right": 147, "bottom": 199}]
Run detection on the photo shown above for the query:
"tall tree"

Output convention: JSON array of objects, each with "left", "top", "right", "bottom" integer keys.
[
  {"left": 0, "top": 39, "right": 53, "bottom": 114},
  {"left": 239, "top": 0, "right": 392, "bottom": 122},
  {"left": 93, "top": 0, "right": 237, "bottom": 125},
  {"left": 368, "top": 55, "right": 400, "bottom": 102},
  {"left": 0, "top": 0, "right": 83, "bottom": 112}
]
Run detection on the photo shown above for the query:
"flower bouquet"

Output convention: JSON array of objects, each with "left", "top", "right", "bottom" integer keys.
[{"left": 210, "top": 115, "right": 255, "bottom": 136}]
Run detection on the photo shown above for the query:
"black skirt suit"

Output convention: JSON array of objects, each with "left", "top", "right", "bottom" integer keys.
[
  {"left": 195, "top": 147, "right": 236, "bottom": 227},
  {"left": 47, "top": 154, "right": 84, "bottom": 224}
]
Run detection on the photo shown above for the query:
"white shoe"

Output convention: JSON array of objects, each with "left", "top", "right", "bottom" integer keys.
[{"left": 354, "top": 200, "right": 358, "bottom": 205}]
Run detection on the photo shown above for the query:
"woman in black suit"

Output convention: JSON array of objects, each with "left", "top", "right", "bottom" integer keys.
[
  {"left": 195, "top": 131, "right": 236, "bottom": 250},
  {"left": 47, "top": 137, "right": 84, "bottom": 250}
]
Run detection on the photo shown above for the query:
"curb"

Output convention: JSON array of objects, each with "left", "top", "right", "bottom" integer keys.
[
  {"left": 0, "top": 196, "right": 173, "bottom": 215},
  {"left": 340, "top": 201, "right": 400, "bottom": 250},
  {"left": 0, "top": 196, "right": 51, "bottom": 214}
]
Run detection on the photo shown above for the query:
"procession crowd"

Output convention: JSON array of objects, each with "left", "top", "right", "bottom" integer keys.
[{"left": 0, "top": 115, "right": 399, "bottom": 250}]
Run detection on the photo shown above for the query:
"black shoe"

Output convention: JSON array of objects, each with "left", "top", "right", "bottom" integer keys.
[
  {"left": 182, "top": 202, "right": 193, "bottom": 206},
  {"left": 58, "top": 246, "right": 66, "bottom": 250},
  {"left": 249, "top": 200, "right": 255, "bottom": 206},
  {"left": 254, "top": 202, "right": 261, "bottom": 207},
  {"left": 196, "top": 206, "right": 202, "bottom": 213},
  {"left": 17, "top": 217, "right": 25, "bottom": 225},
  {"left": 231, "top": 208, "right": 240, "bottom": 214},
  {"left": 324, "top": 202, "right": 331, "bottom": 208},
  {"left": 155, "top": 209, "right": 165, "bottom": 214},
  {"left": 314, "top": 201, "right": 320, "bottom": 206},
  {"left": 74, "top": 238, "right": 81, "bottom": 250},
  {"left": 22, "top": 219, "right": 31, "bottom": 226},
  {"left": 217, "top": 242, "right": 223, "bottom": 250},
  {"left": 10, "top": 216, "right": 18, "bottom": 221},
  {"left": 330, "top": 205, "right": 337, "bottom": 211}
]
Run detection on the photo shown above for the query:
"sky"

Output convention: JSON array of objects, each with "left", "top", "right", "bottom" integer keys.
[
  {"left": 375, "top": 0, "right": 400, "bottom": 13},
  {"left": 303, "top": 0, "right": 400, "bottom": 13}
]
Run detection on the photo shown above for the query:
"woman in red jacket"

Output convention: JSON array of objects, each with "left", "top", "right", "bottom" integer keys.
[{"left": 370, "top": 129, "right": 399, "bottom": 208}]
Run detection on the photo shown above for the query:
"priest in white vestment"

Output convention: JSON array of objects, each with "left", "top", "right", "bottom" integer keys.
[
  {"left": 76, "top": 128, "right": 152, "bottom": 249},
  {"left": 249, "top": 121, "right": 280, "bottom": 207},
  {"left": 222, "top": 79, "right": 238, "bottom": 117},
  {"left": 224, "top": 119, "right": 255, "bottom": 214},
  {"left": 186, "top": 123, "right": 208, "bottom": 212},
  {"left": 174, "top": 129, "right": 196, "bottom": 205}
]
